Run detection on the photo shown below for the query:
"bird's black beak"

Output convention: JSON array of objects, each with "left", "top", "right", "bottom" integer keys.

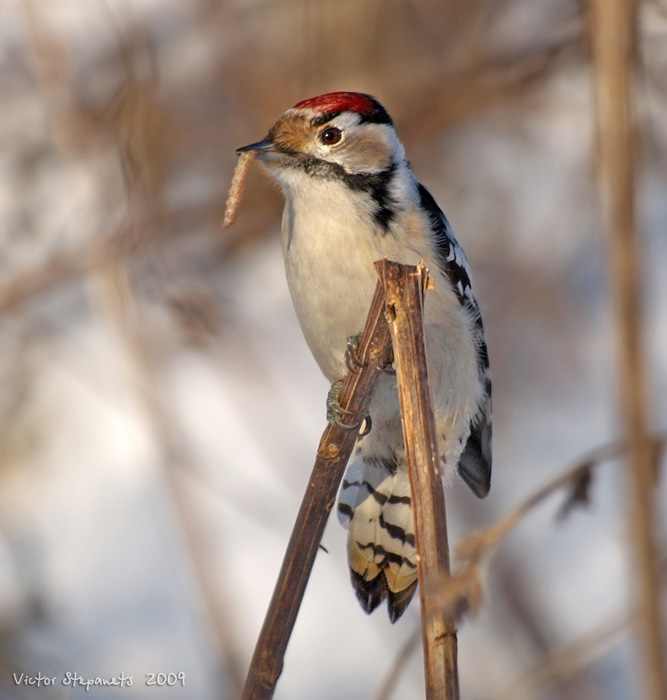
[{"left": 236, "top": 139, "right": 275, "bottom": 157}]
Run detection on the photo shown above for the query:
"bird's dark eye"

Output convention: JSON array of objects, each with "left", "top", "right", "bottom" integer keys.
[{"left": 320, "top": 127, "right": 342, "bottom": 145}]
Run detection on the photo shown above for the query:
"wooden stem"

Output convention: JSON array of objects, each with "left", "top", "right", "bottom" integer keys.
[
  {"left": 377, "top": 259, "right": 459, "bottom": 700},
  {"left": 589, "top": 1, "right": 667, "bottom": 698},
  {"left": 241, "top": 278, "right": 392, "bottom": 700}
]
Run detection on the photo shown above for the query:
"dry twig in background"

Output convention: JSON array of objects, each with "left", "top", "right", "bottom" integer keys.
[
  {"left": 378, "top": 259, "right": 459, "bottom": 700},
  {"left": 493, "top": 553, "right": 667, "bottom": 700},
  {"left": 373, "top": 628, "right": 421, "bottom": 700},
  {"left": 428, "top": 434, "right": 665, "bottom": 625},
  {"left": 375, "top": 435, "right": 665, "bottom": 699},
  {"left": 492, "top": 610, "right": 630, "bottom": 700},
  {"left": 241, "top": 275, "right": 393, "bottom": 700},
  {"left": 589, "top": 0, "right": 667, "bottom": 697}
]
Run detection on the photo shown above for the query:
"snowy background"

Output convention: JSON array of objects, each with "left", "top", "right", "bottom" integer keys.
[{"left": 0, "top": 1, "right": 666, "bottom": 699}]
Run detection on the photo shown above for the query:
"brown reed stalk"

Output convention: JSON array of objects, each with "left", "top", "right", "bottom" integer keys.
[
  {"left": 493, "top": 611, "right": 630, "bottom": 700},
  {"left": 241, "top": 276, "right": 393, "bottom": 700},
  {"left": 377, "top": 259, "right": 459, "bottom": 700},
  {"left": 493, "top": 558, "right": 667, "bottom": 700},
  {"left": 429, "top": 434, "right": 665, "bottom": 625},
  {"left": 588, "top": 1, "right": 667, "bottom": 698},
  {"left": 375, "top": 434, "right": 665, "bottom": 699}
]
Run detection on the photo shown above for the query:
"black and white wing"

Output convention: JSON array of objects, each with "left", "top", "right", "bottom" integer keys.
[{"left": 417, "top": 183, "right": 492, "bottom": 498}]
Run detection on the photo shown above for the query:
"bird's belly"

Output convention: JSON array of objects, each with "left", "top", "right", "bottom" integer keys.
[
  {"left": 280, "top": 195, "right": 482, "bottom": 440},
  {"left": 281, "top": 203, "right": 380, "bottom": 381}
]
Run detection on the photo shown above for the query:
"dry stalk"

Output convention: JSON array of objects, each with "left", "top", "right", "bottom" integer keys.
[
  {"left": 377, "top": 259, "right": 459, "bottom": 700},
  {"left": 492, "top": 611, "right": 630, "bottom": 700},
  {"left": 375, "top": 435, "right": 665, "bottom": 699},
  {"left": 241, "top": 275, "right": 393, "bottom": 700},
  {"left": 493, "top": 554, "right": 667, "bottom": 700},
  {"left": 589, "top": 0, "right": 667, "bottom": 697},
  {"left": 428, "top": 434, "right": 665, "bottom": 627}
]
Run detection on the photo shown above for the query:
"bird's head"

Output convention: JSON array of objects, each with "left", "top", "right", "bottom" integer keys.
[{"left": 237, "top": 92, "right": 405, "bottom": 183}]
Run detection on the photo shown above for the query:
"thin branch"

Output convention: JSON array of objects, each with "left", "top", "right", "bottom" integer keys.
[
  {"left": 377, "top": 260, "right": 459, "bottom": 700},
  {"left": 376, "top": 434, "right": 665, "bottom": 698},
  {"left": 428, "top": 434, "right": 666, "bottom": 624},
  {"left": 398, "top": 19, "right": 582, "bottom": 144},
  {"left": 492, "top": 554, "right": 667, "bottom": 700},
  {"left": 491, "top": 611, "right": 630, "bottom": 700},
  {"left": 0, "top": 199, "right": 220, "bottom": 318},
  {"left": 241, "top": 276, "right": 393, "bottom": 700},
  {"left": 589, "top": 0, "right": 667, "bottom": 697},
  {"left": 373, "top": 628, "right": 421, "bottom": 700}
]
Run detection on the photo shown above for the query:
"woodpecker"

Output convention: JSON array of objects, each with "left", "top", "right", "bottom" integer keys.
[{"left": 237, "top": 92, "right": 491, "bottom": 622}]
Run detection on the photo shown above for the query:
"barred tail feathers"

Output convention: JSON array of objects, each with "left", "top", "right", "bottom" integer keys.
[{"left": 337, "top": 456, "right": 418, "bottom": 622}]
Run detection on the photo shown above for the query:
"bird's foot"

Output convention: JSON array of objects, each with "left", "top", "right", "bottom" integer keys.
[
  {"left": 344, "top": 334, "right": 365, "bottom": 374},
  {"left": 346, "top": 332, "right": 394, "bottom": 375},
  {"left": 326, "top": 379, "right": 372, "bottom": 436}
]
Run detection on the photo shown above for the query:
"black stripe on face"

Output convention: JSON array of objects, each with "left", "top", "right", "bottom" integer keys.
[
  {"left": 293, "top": 156, "right": 397, "bottom": 232},
  {"left": 344, "top": 164, "right": 397, "bottom": 231}
]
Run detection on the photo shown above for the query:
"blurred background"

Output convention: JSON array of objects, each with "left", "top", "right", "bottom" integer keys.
[{"left": 0, "top": 1, "right": 666, "bottom": 698}]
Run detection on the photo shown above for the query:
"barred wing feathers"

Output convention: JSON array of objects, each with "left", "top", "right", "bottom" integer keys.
[{"left": 417, "top": 183, "right": 492, "bottom": 498}]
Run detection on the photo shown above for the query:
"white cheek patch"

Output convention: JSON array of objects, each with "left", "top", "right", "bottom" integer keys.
[{"left": 325, "top": 122, "right": 403, "bottom": 175}]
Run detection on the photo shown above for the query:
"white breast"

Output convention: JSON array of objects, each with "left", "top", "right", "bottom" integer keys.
[
  {"left": 278, "top": 169, "right": 483, "bottom": 439},
  {"left": 280, "top": 177, "right": 385, "bottom": 381}
]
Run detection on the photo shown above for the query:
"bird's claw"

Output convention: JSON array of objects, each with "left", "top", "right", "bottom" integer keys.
[
  {"left": 346, "top": 332, "right": 394, "bottom": 376},
  {"left": 345, "top": 334, "right": 365, "bottom": 374},
  {"left": 326, "top": 379, "right": 372, "bottom": 436},
  {"left": 358, "top": 414, "right": 372, "bottom": 437}
]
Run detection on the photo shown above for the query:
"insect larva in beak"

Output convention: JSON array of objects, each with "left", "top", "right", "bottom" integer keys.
[{"left": 223, "top": 151, "right": 256, "bottom": 228}]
